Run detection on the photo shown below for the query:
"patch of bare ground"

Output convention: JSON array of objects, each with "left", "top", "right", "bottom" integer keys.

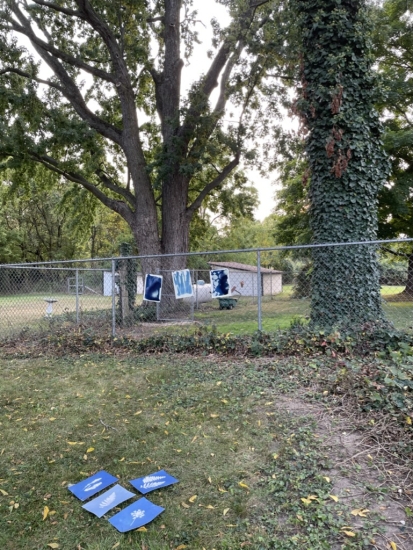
[{"left": 273, "top": 394, "right": 413, "bottom": 549}]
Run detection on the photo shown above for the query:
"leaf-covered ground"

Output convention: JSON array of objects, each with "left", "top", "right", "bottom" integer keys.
[{"left": 1, "top": 350, "right": 412, "bottom": 549}]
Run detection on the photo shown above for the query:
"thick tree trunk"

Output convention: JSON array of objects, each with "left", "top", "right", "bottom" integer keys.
[{"left": 295, "top": 0, "right": 390, "bottom": 329}]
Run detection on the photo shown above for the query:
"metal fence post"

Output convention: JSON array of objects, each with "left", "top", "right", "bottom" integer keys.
[
  {"left": 257, "top": 250, "right": 262, "bottom": 331},
  {"left": 111, "top": 259, "right": 116, "bottom": 337},
  {"left": 75, "top": 268, "right": 80, "bottom": 324}
]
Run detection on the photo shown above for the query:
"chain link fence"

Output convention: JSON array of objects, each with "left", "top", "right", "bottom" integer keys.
[{"left": 0, "top": 239, "right": 412, "bottom": 339}]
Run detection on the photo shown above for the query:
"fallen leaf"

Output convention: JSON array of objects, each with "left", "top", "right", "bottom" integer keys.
[
  {"left": 137, "top": 526, "right": 147, "bottom": 532},
  {"left": 208, "top": 476, "right": 212, "bottom": 484},
  {"left": 210, "top": 414, "right": 219, "bottom": 418},
  {"left": 181, "top": 502, "right": 190, "bottom": 509},
  {"left": 301, "top": 498, "right": 312, "bottom": 505},
  {"left": 390, "top": 542, "right": 397, "bottom": 550},
  {"left": 406, "top": 417, "right": 412, "bottom": 425},
  {"left": 175, "top": 545, "right": 187, "bottom": 550},
  {"left": 134, "top": 411, "right": 142, "bottom": 415},
  {"left": 0, "top": 489, "right": 8, "bottom": 496},
  {"left": 47, "top": 544, "right": 59, "bottom": 549},
  {"left": 206, "top": 505, "right": 215, "bottom": 509},
  {"left": 112, "top": 543, "right": 120, "bottom": 549},
  {"left": 43, "top": 506, "right": 49, "bottom": 520},
  {"left": 323, "top": 476, "right": 330, "bottom": 483},
  {"left": 216, "top": 381, "right": 222, "bottom": 386},
  {"left": 239, "top": 482, "right": 250, "bottom": 490},
  {"left": 273, "top": 453, "right": 279, "bottom": 460},
  {"left": 218, "top": 487, "right": 227, "bottom": 493},
  {"left": 342, "top": 531, "right": 356, "bottom": 538},
  {"left": 86, "top": 447, "right": 94, "bottom": 453},
  {"left": 351, "top": 508, "right": 369, "bottom": 517},
  {"left": 223, "top": 508, "right": 230, "bottom": 516},
  {"left": 189, "top": 495, "right": 197, "bottom": 503},
  {"left": 49, "top": 418, "right": 56, "bottom": 421},
  {"left": 119, "top": 457, "right": 125, "bottom": 462},
  {"left": 329, "top": 495, "right": 339, "bottom": 502}
]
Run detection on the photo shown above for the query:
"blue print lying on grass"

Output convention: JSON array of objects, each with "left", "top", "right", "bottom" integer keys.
[
  {"left": 130, "top": 469, "right": 179, "bottom": 494},
  {"left": 109, "top": 497, "right": 165, "bottom": 532},
  {"left": 68, "top": 470, "right": 118, "bottom": 501},
  {"left": 82, "top": 484, "right": 135, "bottom": 517}
]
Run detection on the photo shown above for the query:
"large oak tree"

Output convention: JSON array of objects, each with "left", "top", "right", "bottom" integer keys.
[{"left": 0, "top": 0, "right": 289, "bottom": 273}]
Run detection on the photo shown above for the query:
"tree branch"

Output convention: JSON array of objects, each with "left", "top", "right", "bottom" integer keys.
[
  {"left": 0, "top": 67, "right": 64, "bottom": 92},
  {"left": 96, "top": 169, "right": 136, "bottom": 209},
  {"left": 7, "top": 3, "right": 122, "bottom": 144},
  {"left": 32, "top": 153, "right": 134, "bottom": 223},
  {"left": 186, "top": 155, "right": 240, "bottom": 219},
  {"left": 30, "top": 0, "right": 85, "bottom": 19},
  {"left": 9, "top": 18, "right": 116, "bottom": 83}
]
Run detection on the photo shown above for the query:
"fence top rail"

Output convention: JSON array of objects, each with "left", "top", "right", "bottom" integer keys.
[{"left": 0, "top": 237, "right": 412, "bottom": 269}]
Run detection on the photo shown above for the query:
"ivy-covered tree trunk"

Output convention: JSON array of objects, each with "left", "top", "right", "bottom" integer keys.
[{"left": 294, "top": 0, "right": 390, "bottom": 329}]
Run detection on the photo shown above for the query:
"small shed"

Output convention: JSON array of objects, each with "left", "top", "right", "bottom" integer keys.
[{"left": 208, "top": 261, "right": 282, "bottom": 297}]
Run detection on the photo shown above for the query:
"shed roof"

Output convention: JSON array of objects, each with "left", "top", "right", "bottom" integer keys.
[{"left": 208, "top": 261, "right": 282, "bottom": 274}]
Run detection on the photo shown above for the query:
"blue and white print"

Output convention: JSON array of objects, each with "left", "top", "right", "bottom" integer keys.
[
  {"left": 144, "top": 274, "right": 163, "bottom": 302},
  {"left": 172, "top": 269, "right": 193, "bottom": 299},
  {"left": 210, "top": 268, "right": 231, "bottom": 298},
  {"left": 129, "top": 469, "right": 179, "bottom": 494},
  {"left": 82, "top": 484, "right": 135, "bottom": 518},
  {"left": 109, "top": 497, "right": 164, "bottom": 532},
  {"left": 68, "top": 470, "right": 118, "bottom": 501}
]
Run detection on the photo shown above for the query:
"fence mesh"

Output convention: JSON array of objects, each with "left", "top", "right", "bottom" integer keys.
[{"left": 0, "top": 240, "right": 412, "bottom": 339}]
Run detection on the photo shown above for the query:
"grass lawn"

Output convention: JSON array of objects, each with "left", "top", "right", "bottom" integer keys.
[
  {"left": 1, "top": 352, "right": 412, "bottom": 549},
  {"left": 194, "top": 285, "right": 412, "bottom": 334}
]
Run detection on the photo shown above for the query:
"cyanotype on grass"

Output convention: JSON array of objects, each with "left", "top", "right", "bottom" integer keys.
[
  {"left": 82, "top": 484, "right": 135, "bottom": 518},
  {"left": 130, "top": 470, "right": 179, "bottom": 494},
  {"left": 210, "top": 268, "right": 231, "bottom": 298},
  {"left": 144, "top": 274, "right": 163, "bottom": 302},
  {"left": 109, "top": 497, "right": 164, "bottom": 532},
  {"left": 172, "top": 269, "right": 193, "bottom": 299},
  {"left": 68, "top": 470, "right": 118, "bottom": 501}
]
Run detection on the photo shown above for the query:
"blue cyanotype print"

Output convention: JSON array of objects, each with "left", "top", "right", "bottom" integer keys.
[
  {"left": 68, "top": 470, "right": 118, "bottom": 501},
  {"left": 109, "top": 497, "right": 164, "bottom": 532},
  {"left": 210, "top": 268, "right": 231, "bottom": 298},
  {"left": 82, "top": 484, "right": 135, "bottom": 518},
  {"left": 144, "top": 274, "right": 163, "bottom": 302},
  {"left": 172, "top": 269, "right": 193, "bottom": 299},
  {"left": 129, "top": 469, "right": 179, "bottom": 494}
]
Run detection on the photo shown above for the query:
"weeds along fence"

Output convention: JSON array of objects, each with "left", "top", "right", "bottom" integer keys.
[{"left": 0, "top": 238, "right": 412, "bottom": 339}]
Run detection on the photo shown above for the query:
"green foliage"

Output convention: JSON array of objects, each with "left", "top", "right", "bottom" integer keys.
[
  {"left": 0, "top": 0, "right": 293, "bottom": 262},
  {"left": 292, "top": 0, "right": 390, "bottom": 329}
]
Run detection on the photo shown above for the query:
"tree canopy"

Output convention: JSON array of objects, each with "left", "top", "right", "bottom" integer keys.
[{"left": 0, "top": 0, "right": 293, "bottom": 271}]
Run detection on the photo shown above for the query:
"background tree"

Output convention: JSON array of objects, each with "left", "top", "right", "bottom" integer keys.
[
  {"left": 292, "top": 0, "right": 390, "bottom": 328},
  {"left": 373, "top": 0, "right": 413, "bottom": 296},
  {"left": 0, "top": 0, "right": 291, "bottom": 275}
]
